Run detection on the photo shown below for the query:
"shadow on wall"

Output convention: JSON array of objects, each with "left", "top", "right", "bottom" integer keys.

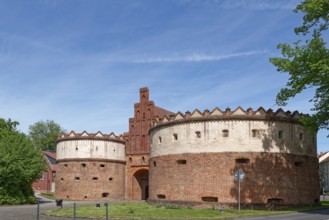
[
  {"left": 229, "top": 121, "right": 319, "bottom": 209},
  {"left": 260, "top": 120, "right": 315, "bottom": 154}
]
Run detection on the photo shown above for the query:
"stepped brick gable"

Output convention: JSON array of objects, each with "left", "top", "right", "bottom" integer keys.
[{"left": 124, "top": 87, "right": 174, "bottom": 200}]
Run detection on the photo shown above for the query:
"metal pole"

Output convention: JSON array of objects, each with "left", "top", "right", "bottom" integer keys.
[
  {"left": 106, "top": 203, "right": 108, "bottom": 220},
  {"left": 73, "top": 203, "right": 76, "bottom": 220},
  {"left": 238, "top": 170, "right": 241, "bottom": 214},
  {"left": 36, "top": 201, "right": 40, "bottom": 220}
]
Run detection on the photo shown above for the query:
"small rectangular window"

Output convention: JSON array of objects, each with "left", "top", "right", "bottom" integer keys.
[
  {"left": 102, "top": 192, "right": 109, "bottom": 198},
  {"left": 278, "top": 130, "right": 283, "bottom": 139},
  {"left": 153, "top": 161, "right": 157, "bottom": 167},
  {"left": 295, "top": 162, "right": 303, "bottom": 167},
  {"left": 222, "top": 129, "right": 229, "bottom": 137},
  {"left": 201, "top": 197, "right": 218, "bottom": 202},
  {"left": 195, "top": 131, "right": 201, "bottom": 138},
  {"left": 81, "top": 163, "right": 86, "bottom": 168},
  {"left": 92, "top": 177, "right": 98, "bottom": 181},
  {"left": 235, "top": 158, "right": 250, "bottom": 164},
  {"left": 176, "top": 159, "right": 187, "bottom": 164},
  {"left": 157, "top": 194, "right": 166, "bottom": 199},
  {"left": 158, "top": 136, "right": 162, "bottom": 143},
  {"left": 75, "top": 177, "right": 80, "bottom": 181},
  {"left": 100, "top": 164, "right": 105, "bottom": 168},
  {"left": 299, "top": 133, "right": 303, "bottom": 141},
  {"left": 252, "top": 129, "right": 258, "bottom": 138},
  {"left": 173, "top": 133, "right": 178, "bottom": 140},
  {"left": 267, "top": 198, "right": 283, "bottom": 204}
]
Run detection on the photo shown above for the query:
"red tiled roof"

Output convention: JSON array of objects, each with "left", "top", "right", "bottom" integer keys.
[{"left": 154, "top": 106, "right": 175, "bottom": 118}]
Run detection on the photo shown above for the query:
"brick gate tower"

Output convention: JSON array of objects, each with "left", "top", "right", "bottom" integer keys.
[{"left": 124, "top": 87, "right": 173, "bottom": 200}]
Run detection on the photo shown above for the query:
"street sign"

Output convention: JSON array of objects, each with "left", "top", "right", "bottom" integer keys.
[
  {"left": 234, "top": 169, "right": 246, "bottom": 214},
  {"left": 234, "top": 169, "right": 245, "bottom": 181}
]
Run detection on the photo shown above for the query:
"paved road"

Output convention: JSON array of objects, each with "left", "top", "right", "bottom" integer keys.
[
  {"left": 0, "top": 195, "right": 111, "bottom": 220},
  {"left": 244, "top": 208, "right": 329, "bottom": 220}
]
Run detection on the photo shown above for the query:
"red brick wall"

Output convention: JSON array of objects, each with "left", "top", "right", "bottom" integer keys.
[
  {"left": 125, "top": 154, "right": 149, "bottom": 200},
  {"left": 125, "top": 87, "right": 172, "bottom": 199},
  {"left": 149, "top": 152, "right": 320, "bottom": 208},
  {"left": 33, "top": 169, "right": 55, "bottom": 192},
  {"left": 55, "top": 160, "right": 125, "bottom": 200},
  {"left": 126, "top": 88, "right": 155, "bottom": 154}
]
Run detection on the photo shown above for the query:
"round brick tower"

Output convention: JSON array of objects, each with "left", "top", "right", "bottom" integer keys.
[
  {"left": 148, "top": 107, "right": 320, "bottom": 208},
  {"left": 55, "top": 131, "right": 126, "bottom": 200}
]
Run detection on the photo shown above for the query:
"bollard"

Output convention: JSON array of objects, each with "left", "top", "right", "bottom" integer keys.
[
  {"left": 36, "top": 201, "right": 40, "bottom": 220},
  {"left": 56, "top": 199, "right": 63, "bottom": 209},
  {"left": 105, "top": 202, "right": 109, "bottom": 220},
  {"left": 73, "top": 203, "right": 76, "bottom": 220},
  {"left": 96, "top": 203, "right": 101, "bottom": 208}
]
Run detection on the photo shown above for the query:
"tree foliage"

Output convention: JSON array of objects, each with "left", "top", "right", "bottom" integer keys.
[
  {"left": 28, "top": 120, "right": 65, "bottom": 152},
  {"left": 269, "top": 0, "right": 329, "bottom": 134},
  {"left": 0, "top": 118, "right": 46, "bottom": 204}
]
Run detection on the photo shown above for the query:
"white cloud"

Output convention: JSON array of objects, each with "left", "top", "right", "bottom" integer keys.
[
  {"left": 133, "top": 50, "right": 268, "bottom": 63},
  {"left": 175, "top": 0, "right": 299, "bottom": 10},
  {"left": 220, "top": 0, "right": 298, "bottom": 10}
]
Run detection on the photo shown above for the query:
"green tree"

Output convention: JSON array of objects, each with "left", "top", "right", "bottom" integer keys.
[
  {"left": 0, "top": 118, "right": 46, "bottom": 204},
  {"left": 28, "top": 120, "right": 65, "bottom": 152},
  {"left": 269, "top": 0, "right": 329, "bottom": 134}
]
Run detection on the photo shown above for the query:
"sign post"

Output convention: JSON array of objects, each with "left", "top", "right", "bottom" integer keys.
[{"left": 234, "top": 169, "right": 245, "bottom": 214}]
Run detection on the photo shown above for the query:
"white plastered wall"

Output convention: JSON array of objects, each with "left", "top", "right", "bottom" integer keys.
[
  {"left": 150, "top": 120, "right": 316, "bottom": 157},
  {"left": 57, "top": 139, "right": 125, "bottom": 161}
]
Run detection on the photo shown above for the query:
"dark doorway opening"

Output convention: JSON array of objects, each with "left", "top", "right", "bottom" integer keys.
[{"left": 133, "top": 169, "right": 149, "bottom": 200}]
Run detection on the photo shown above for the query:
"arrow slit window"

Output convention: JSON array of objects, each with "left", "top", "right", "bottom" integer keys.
[{"left": 235, "top": 158, "right": 250, "bottom": 164}]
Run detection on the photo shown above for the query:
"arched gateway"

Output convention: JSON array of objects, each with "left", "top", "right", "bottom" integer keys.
[{"left": 132, "top": 169, "right": 149, "bottom": 200}]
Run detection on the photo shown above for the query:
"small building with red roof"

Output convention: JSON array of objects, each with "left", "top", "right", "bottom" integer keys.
[{"left": 32, "top": 151, "right": 56, "bottom": 193}]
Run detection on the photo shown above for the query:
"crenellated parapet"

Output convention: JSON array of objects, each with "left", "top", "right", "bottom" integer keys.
[
  {"left": 151, "top": 107, "right": 305, "bottom": 130},
  {"left": 149, "top": 106, "right": 316, "bottom": 157},
  {"left": 57, "top": 130, "right": 125, "bottom": 144},
  {"left": 56, "top": 130, "right": 125, "bottom": 162}
]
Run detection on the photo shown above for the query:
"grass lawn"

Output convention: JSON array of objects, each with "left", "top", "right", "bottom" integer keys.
[
  {"left": 40, "top": 192, "right": 56, "bottom": 200},
  {"left": 43, "top": 201, "right": 329, "bottom": 219}
]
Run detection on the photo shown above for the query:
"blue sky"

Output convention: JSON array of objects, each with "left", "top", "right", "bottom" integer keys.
[{"left": 0, "top": 0, "right": 327, "bottom": 153}]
